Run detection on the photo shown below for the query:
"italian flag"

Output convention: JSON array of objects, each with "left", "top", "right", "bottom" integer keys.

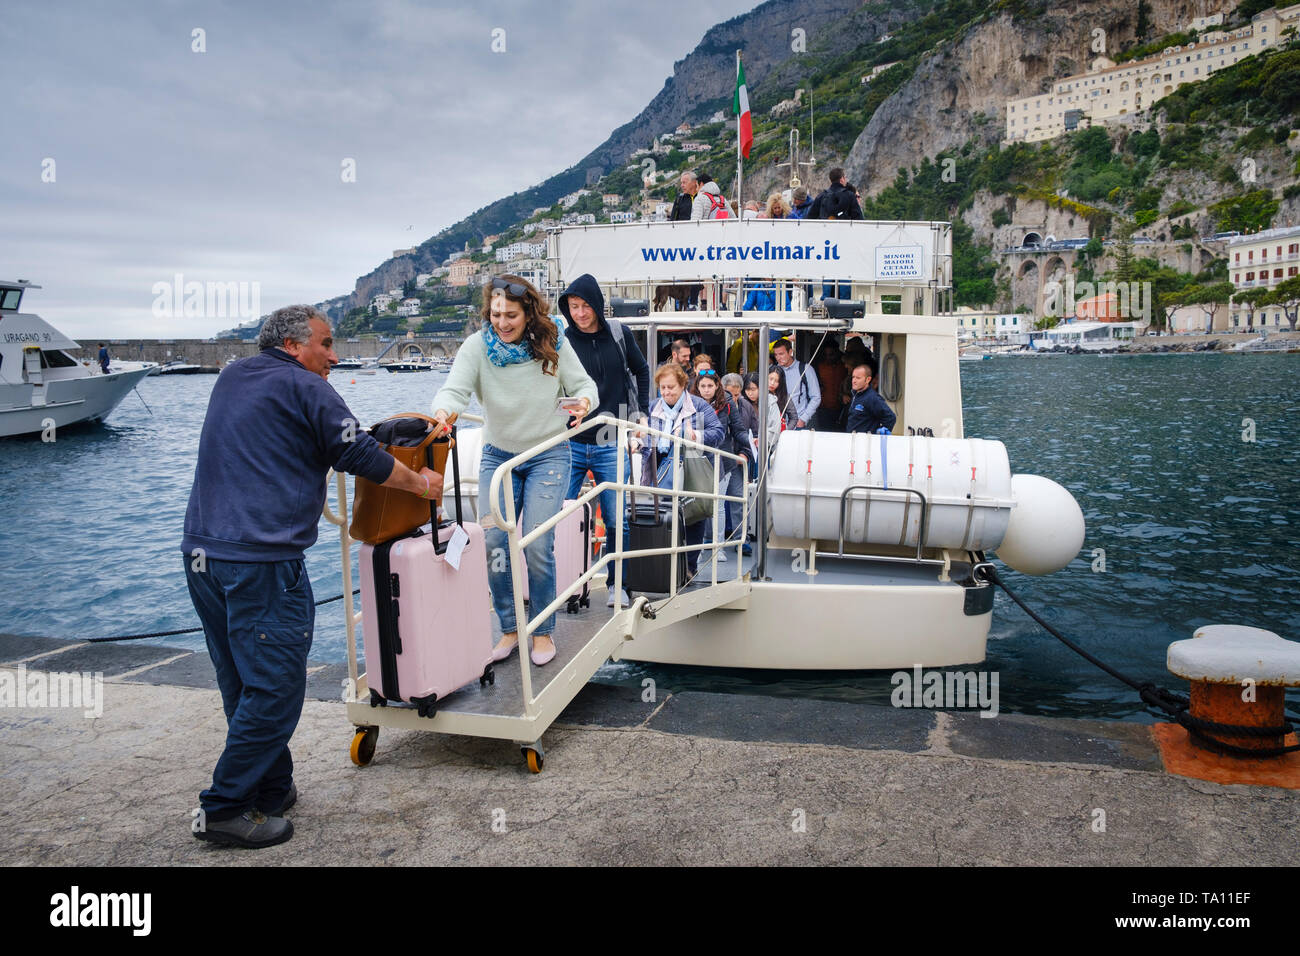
[{"left": 734, "top": 58, "right": 752, "bottom": 159}]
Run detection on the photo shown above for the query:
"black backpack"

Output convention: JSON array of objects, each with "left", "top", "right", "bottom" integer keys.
[{"left": 821, "top": 186, "right": 855, "bottom": 220}]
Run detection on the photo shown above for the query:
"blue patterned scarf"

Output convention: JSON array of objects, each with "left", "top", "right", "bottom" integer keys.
[{"left": 482, "top": 316, "right": 566, "bottom": 367}]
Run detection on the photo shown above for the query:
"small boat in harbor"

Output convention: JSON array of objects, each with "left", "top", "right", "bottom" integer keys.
[
  {"left": 382, "top": 360, "right": 435, "bottom": 372},
  {"left": 150, "top": 360, "right": 218, "bottom": 375},
  {"left": 0, "top": 280, "right": 157, "bottom": 437},
  {"left": 1231, "top": 330, "right": 1297, "bottom": 352}
]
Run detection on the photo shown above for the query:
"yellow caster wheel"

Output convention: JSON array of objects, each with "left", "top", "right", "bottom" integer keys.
[
  {"left": 522, "top": 746, "right": 544, "bottom": 774},
  {"left": 350, "top": 726, "right": 378, "bottom": 766}
]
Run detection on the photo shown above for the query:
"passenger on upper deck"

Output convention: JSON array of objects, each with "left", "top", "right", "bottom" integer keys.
[
  {"left": 642, "top": 362, "right": 726, "bottom": 577},
  {"left": 843, "top": 362, "right": 896, "bottom": 435},
  {"left": 788, "top": 186, "right": 814, "bottom": 220},
  {"left": 766, "top": 192, "right": 791, "bottom": 219}
]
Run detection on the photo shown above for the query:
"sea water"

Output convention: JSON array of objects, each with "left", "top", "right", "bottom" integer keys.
[{"left": 2, "top": 354, "right": 1297, "bottom": 719}]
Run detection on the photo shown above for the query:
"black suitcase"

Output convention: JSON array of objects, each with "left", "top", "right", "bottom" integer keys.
[{"left": 623, "top": 456, "right": 688, "bottom": 594}]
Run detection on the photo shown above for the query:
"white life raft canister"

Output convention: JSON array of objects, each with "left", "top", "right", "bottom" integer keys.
[{"left": 767, "top": 432, "right": 1083, "bottom": 574}]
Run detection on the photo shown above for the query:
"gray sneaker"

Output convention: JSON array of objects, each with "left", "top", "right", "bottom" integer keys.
[{"left": 194, "top": 808, "right": 293, "bottom": 849}]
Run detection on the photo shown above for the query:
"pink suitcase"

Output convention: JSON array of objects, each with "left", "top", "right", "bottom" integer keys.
[
  {"left": 520, "top": 499, "right": 592, "bottom": 612},
  {"left": 358, "top": 423, "right": 494, "bottom": 718},
  {"left": 360, "top": 522, "right": 494, "bottom": 716}
]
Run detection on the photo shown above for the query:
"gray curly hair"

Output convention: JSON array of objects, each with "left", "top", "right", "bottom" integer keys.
[{"left": 259, "top": 304, "right": 326, "bottom": 350}]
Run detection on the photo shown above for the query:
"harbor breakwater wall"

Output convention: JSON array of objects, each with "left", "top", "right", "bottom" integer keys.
[{"left": 94, "top": 337, "right": 463, "bottom": 367}]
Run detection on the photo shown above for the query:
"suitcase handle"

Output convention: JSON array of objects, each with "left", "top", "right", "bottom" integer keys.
[
  {"left": 630, "top": 446, "right": 663, "bottom": 517},
  {"left": 426, "top": 423, "right": 465, "bottom": 556}
]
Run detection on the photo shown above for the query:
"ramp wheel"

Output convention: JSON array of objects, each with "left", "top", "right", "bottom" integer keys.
[
  {"left": 350, "top": 726, "right": 378, "bottom": 767},
  {"left": 522, "top": 746, "right": 544, "bottom": 774}
]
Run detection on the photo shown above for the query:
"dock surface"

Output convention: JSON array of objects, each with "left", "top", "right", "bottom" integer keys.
[{"left": 1, "top": 634, "right": 1295, "bottom": 866}]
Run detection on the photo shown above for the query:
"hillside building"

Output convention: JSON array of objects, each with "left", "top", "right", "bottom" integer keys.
[
  {"left": 559, "top": 189, "right": 591, "bottom": 209},
  {"left": 447, "top": 258, "right": 480, "bottom": 287},
  {"left": 1004, "top": 3, "right": 1300, "bottom": 143},
  {"left": 1227, "top": 225, "right": 1300, "bottom": 328},
  {"left": 495, "top": 240, "right": 546, "bottom": 263}
]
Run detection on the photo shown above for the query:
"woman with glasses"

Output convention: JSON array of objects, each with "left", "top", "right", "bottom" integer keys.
[
  {"left": 692, "top": 370, "right": 752, "bottom": 558},
  {"left": 642, "top": 362, "right": 726, "bottom": 578},
  {"left": 432, "top": 275, "right": 598, "bottom": 667}
]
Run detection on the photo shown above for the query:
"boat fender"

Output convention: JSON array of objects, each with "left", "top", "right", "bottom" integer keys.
[{"left": 994, "top": 474, "right": 1085, "bottom": 575}]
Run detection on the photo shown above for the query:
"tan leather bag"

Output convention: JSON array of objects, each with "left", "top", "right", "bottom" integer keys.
[{"left": 349, "top": 412, "right": 456, "bottom": 545}]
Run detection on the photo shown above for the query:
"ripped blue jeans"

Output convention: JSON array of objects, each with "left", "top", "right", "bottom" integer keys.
[{"left": 479, "top": 441, "right": 571, "bottom": 637}]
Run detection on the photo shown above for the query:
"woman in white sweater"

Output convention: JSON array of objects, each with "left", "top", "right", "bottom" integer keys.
[{"left": 432, "top": 275, "right": 598, "bottom": 666}]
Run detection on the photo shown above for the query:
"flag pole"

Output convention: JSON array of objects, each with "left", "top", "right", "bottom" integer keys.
[{"left": 735, "top": 49, "right": 743, "bottom": 214}]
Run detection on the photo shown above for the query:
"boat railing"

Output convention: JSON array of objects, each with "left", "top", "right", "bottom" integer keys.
[{"left": 487, "top": 412, "right": 748, "bottom": 715}]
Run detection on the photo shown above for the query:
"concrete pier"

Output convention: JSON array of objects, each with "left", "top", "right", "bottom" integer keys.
[{"left": 1, "top": 634, "right": 1295, "bottom": 866}]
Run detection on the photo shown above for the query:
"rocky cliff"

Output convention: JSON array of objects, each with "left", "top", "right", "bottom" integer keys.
[{"left": 846, "top": 0, "right": 1204, "bottom": 196}]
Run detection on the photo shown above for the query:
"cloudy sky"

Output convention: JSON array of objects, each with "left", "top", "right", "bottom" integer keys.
[{"left": 3, "top": 0, "right": 759, "bottom": 338}]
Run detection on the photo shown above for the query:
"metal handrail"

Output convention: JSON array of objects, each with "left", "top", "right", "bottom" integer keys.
[
  {"left": 487, "top": 413, "right": 747, "bottom": 715},
  {"left": 838, "top": 484, "right": 929, "bottom": 562}
]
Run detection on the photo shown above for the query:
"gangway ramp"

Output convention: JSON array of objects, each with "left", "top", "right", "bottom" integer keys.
[{"left": 325, "top": 414, "right": 750, "bottom": 772}]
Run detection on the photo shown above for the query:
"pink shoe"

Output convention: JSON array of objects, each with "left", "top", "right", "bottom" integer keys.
[
  {"left": 491, "top": 637, "right": 519, "bottom": 662},
  {"left": 530, "top": 636, "right": 556, "bottom": 667}
]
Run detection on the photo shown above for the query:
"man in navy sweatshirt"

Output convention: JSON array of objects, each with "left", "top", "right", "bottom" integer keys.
[
  {"left": 182, "top": 305, "right": 441, "bottom": 848},
  {"left": 843, "top": 362, "right": 896, "bottom": 434},
  {"left": 558, "top": 274, "right": 650, "bottom": 606}
]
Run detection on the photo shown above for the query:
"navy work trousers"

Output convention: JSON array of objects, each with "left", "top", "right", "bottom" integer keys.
[{"left": 185, "top": 557, "right": 313, "bottom": 821}]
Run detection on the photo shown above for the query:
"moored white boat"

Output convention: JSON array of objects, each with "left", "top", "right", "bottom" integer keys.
[
  {"left": 0, "top": 281, "right": 157, "bottom": 438},
  {"left": 436, "top": 219, "right": 1086, "bottom": 670}
]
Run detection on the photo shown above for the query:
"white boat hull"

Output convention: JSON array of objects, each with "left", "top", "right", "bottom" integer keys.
[
  {"left": 0, "top": 363, "right": 156, "bottom": 438},
  {"left": 617, "top": 578, "right": 991, "bottom": 670}
]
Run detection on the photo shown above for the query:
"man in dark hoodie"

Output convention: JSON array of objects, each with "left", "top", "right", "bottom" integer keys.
[{"left": 558, "top": 274, "right": 651, "bottom": 605}]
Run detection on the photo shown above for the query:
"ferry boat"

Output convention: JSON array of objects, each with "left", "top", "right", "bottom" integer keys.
[
  {"left": 329, "top": 217, "right": 1088, "bottom": 769},
  {"left": 440, "top": 219, "right": 1085, "bottom": 671},
  {"left": 0, "top": 281, "right": 157, "bottom": 438}
]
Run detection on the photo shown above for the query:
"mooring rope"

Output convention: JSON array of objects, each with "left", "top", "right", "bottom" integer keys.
[{"left": 976, "top": 563, "right": 1300, "bottom": 757}]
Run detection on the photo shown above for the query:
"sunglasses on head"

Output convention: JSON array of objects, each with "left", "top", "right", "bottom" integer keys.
[
  {"left": 698, "top": 369, "right": 717, "bottom": 377},
  {"left": 490, "top": 277, "right": 529, "bottom": 298}
]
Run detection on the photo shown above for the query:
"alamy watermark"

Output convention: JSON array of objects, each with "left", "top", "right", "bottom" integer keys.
[
  {"left": 0, "top": 665, "right": 103, "bottom": 718},
  {"left": 151, "top": 273, "right": 260, "bottom": 320},
  {"left": 49, "top": 886, "right": 150, "bottom": 936},
  {"left": 1042, "top": 278, "right": 1152, "bottom": 324},
  {"left": 891, "top": 665, "right": 999, "bottom": 718}
]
